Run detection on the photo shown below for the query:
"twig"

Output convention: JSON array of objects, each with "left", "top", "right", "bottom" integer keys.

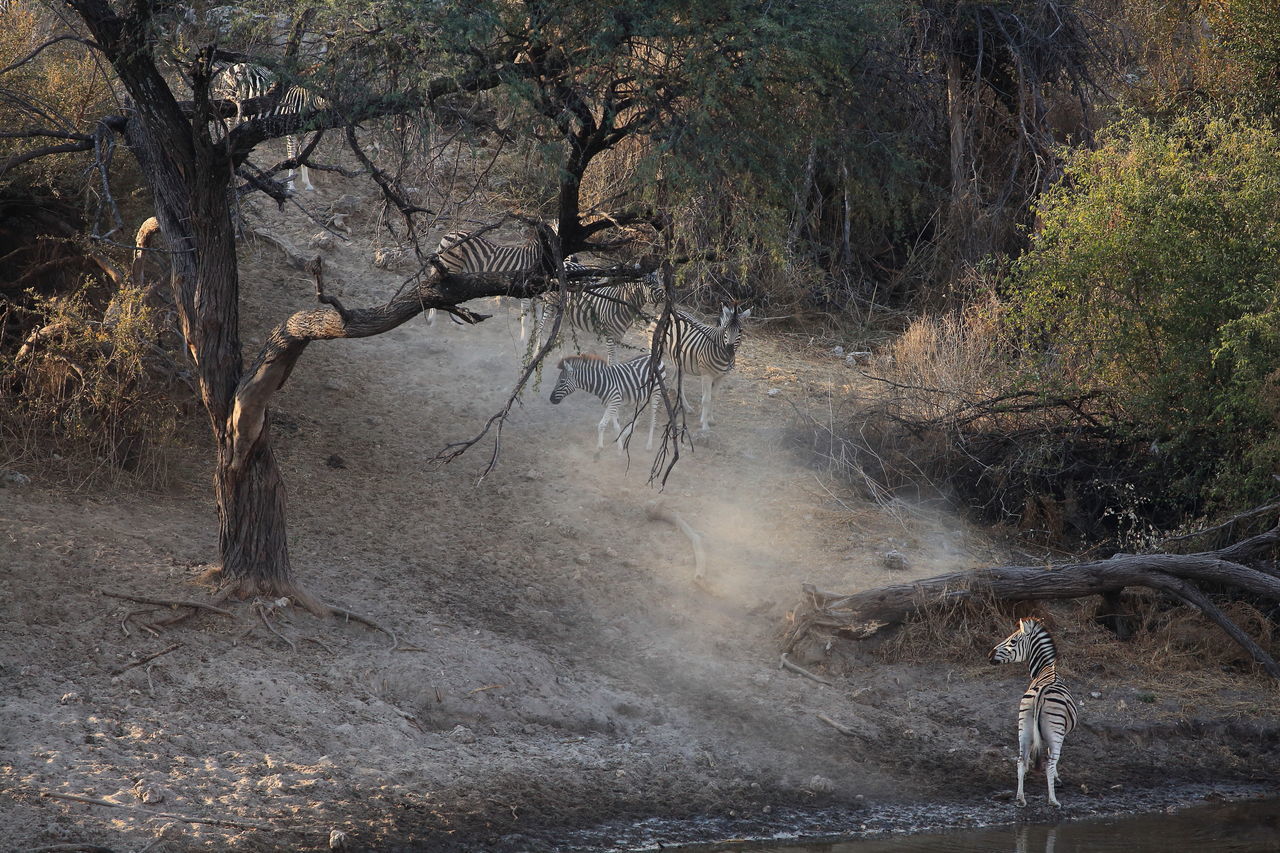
[
  {"left": 779, "top": 653, "right": 833, "bottom": 686},
  {"left": 324, "top": 602, "right": 399, "bottom": 649},
  {"left": 29, "top": 844, "right": 116, "bottom": 853},
  {"left": 110, "top": 643, "right": 181, "bottom": 676},
  {"left": 466, "top": 684, "right": 505, "bottom": 695},
  {"left": 40, "top": 791, "right": 274, "bottom": 831},
  {"left": 1161, "top": 501, "right": 1280, "bottom": 548},
  {"left": 817, "top": 712, "right": 861, "bottom": 738}
]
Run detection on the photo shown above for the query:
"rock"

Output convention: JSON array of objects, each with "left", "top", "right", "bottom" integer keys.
[
  {"left": 373, "top": 247, "right": 404, "bottom": 270},
  {"left": 325, "top": 454, "right": 347, "bottom": 469},
  {"left": 308, "top": 232, "right": 336, "bottom": 252},
  {"left": 1090, "top": 691, "right": 1102, "bottom": 699},
  {"left": 766, "top": 388, "right": 781, "bottom": 397},
  {"left": 133, "top": 780, "right": 167, "bottom": 804},
  {"left": 831, "top": 345, "right": 844, "bottom": 356},
  {"left": 329, "top": 829, "right": 349, "bottom": 850},
  {"left": 575, "top": 552, "right": 591, "bottom": 566},
  {"left": 448, "top": 724, "right": 477, "bottom": 744},
  {"left": 522, "top": 469, "right": 542, "bottom": 481},
  {"left": 807, "top": 774, "right": 835, "bottom": 794},
  {"left": 330, "top": 194, "right": 365, "bottom": 215},
  {"left": 882, "top": 549, "right": 909, "bottom": 571},
  {"left": 324, "top": 379, "right": 349, "bottom": 392},
  {"left": 59, "top": 691, "right": 80, "bottom": 705},
  {"left": 846, "top": 351, "right": 872, "bottom": 365},
  {"left": 1, "top": 470, "right": 30, "bottom": 488}
]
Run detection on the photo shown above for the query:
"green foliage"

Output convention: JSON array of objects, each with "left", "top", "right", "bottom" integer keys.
[{"left": 1007, "top": 112, "right": 1280, "bottom": 511}]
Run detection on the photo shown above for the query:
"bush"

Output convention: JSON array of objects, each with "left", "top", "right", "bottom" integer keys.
[{"left": 1006, "top": 111, "right": 1280, "bottom": 514}]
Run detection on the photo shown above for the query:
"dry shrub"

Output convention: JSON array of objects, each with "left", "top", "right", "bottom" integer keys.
[
  {"left": 0, "top": 5, "right": 116, "bottom": 172},
  {"left": 0, "top": 281, "right": 190, "bottom": 488},
  {"left": 882, "top": 291, "right": 1009, "bottom": 418}
]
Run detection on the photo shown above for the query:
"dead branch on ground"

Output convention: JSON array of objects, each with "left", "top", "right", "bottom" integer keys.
[
  {"left": 645, "top": 499, "right": 706, "bottom": 581},
  {"left": 39, "top": 791, "right": 276, "bottom": 831},
  {"left": 784, "top": 522, "right": 1280, "bottom": 680}
]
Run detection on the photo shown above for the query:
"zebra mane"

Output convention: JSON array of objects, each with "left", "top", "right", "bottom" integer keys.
[{"left": 561, "top": 354, "right": 607, "bottom": 366}]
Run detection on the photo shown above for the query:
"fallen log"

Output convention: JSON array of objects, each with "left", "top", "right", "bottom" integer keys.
[{"left": 786, "top": 522, "right": 1280, "bottom": 680}]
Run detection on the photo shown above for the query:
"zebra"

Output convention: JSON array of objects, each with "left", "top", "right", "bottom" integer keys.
[
  {"left": 989, "top": 618, "right": 1079, "bottom": 807},
  {"left": 425, "top": 230, "right": 544, "bottom": 329},
  {"left": 652, "top": 303, "right": 750, "bottom": 431},
  {"left": 549, "top": 354, "right": 667, "bottom": 450},
  {"left": 539, "top": 263, "right": 662, "bottom": 363},
  {"left": 211, "top": 62, "right": 327, "bottom": 192}
]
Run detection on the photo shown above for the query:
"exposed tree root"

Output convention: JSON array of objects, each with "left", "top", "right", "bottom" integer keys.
[{"left": 323, "top": 601, "right": 401, "bottom": 649}]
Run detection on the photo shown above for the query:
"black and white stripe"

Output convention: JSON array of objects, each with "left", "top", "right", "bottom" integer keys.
[
  {"left": 652, "top": 303, "right": 750, "bottom": 431},
  {"left": 427, "top": 231, "right": 545, "bottom": 329},
  {"left": 212, "top": 62, "right": 326, "bottom": 192},
  {"left": 549, "top": 354, "right": 667, "bottom": 450},
  {"left": 541, "top": 263, "right": 661, "bottom": 363},
  {"left": 989, "top": 618, "right": 1079, "bottom": 807}
]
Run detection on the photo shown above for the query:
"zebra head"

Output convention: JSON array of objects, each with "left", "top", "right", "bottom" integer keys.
[
  {"left": 550, "top": 358, "right": 581, "bottom": 404},
  {"left": 989, "top": 618, "right": 1058, "bottom": 676},
  {"left": 642, "top": 269, "right": 665, "bottom": 303},
  {"left": 719, "top": 303, "right": 751, "bottom": 348}
]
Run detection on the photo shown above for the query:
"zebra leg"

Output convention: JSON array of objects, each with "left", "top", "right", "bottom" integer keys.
[
  {"left": 1045, "top": 734, "right": 1065, "bottom": 807},
  {"left": 699, "top": 376, "right": 714, "bottom": 431},
  {"left": 607, "top": 336, "right": 618, "bottom": 365},
  {"left": 1015, "top": 706, "right": 1033, "bottom": 806},
  {"left": 645, "top": 391, "right": 659, "bottom": 450},
  {"left": 598, "top": 398, "right": 621, "bottom": 449}
]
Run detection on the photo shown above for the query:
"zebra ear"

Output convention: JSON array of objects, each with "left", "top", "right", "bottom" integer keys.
[{"left": 740, "top": 307, "right": 751, "bottom": 320}]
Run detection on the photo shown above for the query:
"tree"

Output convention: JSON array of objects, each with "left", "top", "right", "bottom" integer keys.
[{"left": 3, "top": 0, "right": 875, "bottom": 610}]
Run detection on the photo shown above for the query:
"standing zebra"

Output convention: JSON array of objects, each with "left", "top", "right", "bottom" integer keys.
[
  {"left": 653, "top": 303, "right": 749, "bottom": 431},
  {"left": 989, "top": 618, "right": 1079, "bottom": 807},
  {"left": 549, "top": 354, "right": 667, "bottom": 450},
  {"left": 540, "top": 265, "right": 662, "bottom": 363},
  {"left": 426, "top": 230, "right": 544, "bottom": 330},
  {"left": 211, "top": 62, "right": 327, "bottom": 192}
]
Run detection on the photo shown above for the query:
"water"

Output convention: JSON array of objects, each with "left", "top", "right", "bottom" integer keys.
[{"left": 726, "top": 798, "right": 1280, "bottom": 853}]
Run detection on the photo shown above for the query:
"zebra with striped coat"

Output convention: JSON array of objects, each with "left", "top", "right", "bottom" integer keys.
[
  {"left": 653, "top": 303, "right": 749, "bottom": 431},
  {"left": 426, "top": 230, "right": 544, "bottom": 330},
  {"left": 989, "top": 618, "right": 1079, "bottom": 807},
  {"left": 549, "top": 354, "right": 667, "bottom": 450},
  {"left": 540, "top": 263, "right": 662, "bottom": 364},
  {"left": 211, "top": 62, "right": 327, "bottom": 192}
]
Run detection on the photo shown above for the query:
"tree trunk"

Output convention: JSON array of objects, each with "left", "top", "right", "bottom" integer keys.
[{"left": 72, "top": 0, "right": 300, "bottom": 601}]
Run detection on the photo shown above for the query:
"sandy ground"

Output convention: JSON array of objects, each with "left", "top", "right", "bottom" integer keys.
[{"left": 2, "top": 171, "right": 1279, "bottom": 852}]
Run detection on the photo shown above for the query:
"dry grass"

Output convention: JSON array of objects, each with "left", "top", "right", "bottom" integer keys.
[{"left": 0, "top": 282, "right": 192, "bottom": 490}]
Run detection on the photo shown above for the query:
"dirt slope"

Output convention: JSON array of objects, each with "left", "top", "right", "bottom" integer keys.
[{"left": 2, "top": 175, "right": 1277, "bottom": 852}]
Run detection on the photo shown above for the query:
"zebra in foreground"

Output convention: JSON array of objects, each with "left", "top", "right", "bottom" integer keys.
[
  {"left": 211, "top": 62, "right": 327, "bottom": 192},
  {"left": 653, "top": 303, "right": 750, "bottom": 431},
  {"left": 539, "top": 263, "right": 662, "bottom": 363},
  {"left": 426, "top": 230, "right": 544, "bottom": 329},
  {"left": 549, "top": 354, "right": 667, "bottom": 450},
  {"left": 989, "top": 618, "right": 1079, "bottom": 807}
]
